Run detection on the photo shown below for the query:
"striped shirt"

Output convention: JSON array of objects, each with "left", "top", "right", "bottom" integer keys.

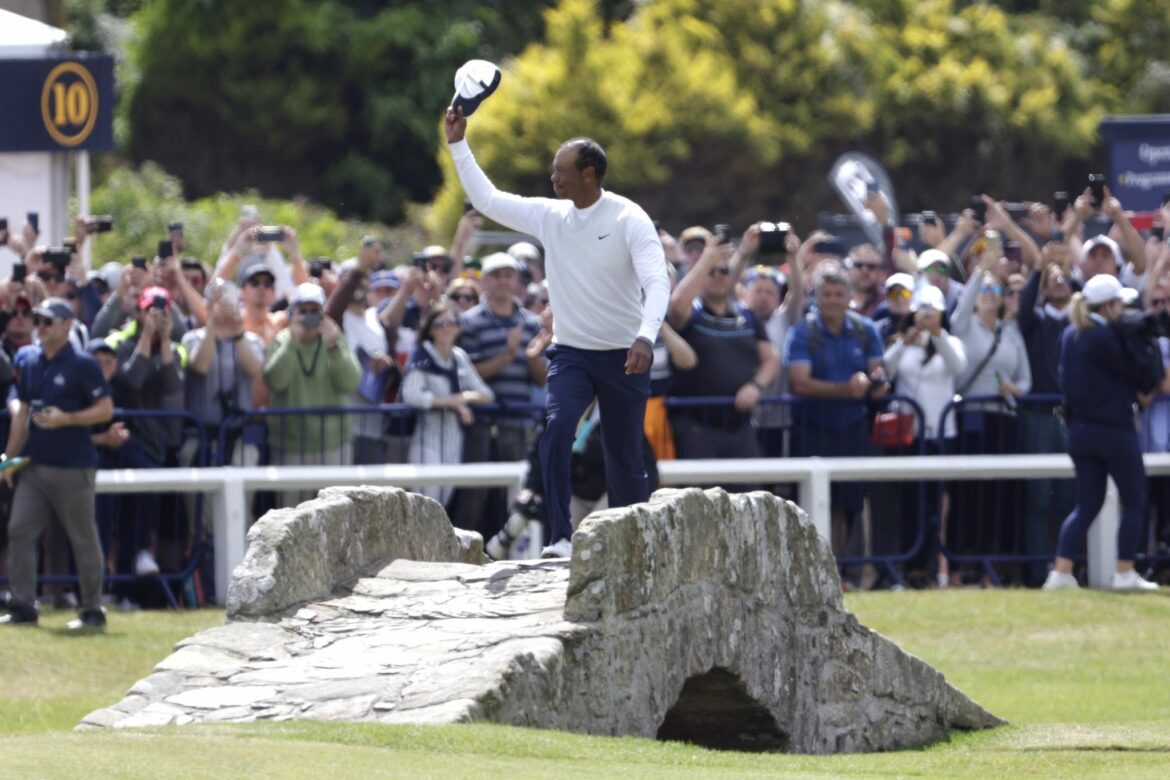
[{"left": 458, "top": 302, "right": 543, "bottom": 423}]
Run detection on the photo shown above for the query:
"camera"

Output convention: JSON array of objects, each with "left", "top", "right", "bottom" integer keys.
[
  {"left": 921, "top": 210, "right": 938, "bottom": 226},
  {"left": 1088, "top": 173, "right": 1107, "bottom": 206},
  {"left": 412, "top": 251, "right": 429, "bottom": 270},
  {"left": 712, "top": 224, "right": 731, "bottom": 245},
  {"left": 149, "top": 293, "right": 169, "bottom": 310},
  {"left": 43, "top": 248, "right": 71, "bottom": 267},
  {"left": 308, "top": 258, "right": 332, "bottom": 279},
  {"left": 131, "top": 255, "right": 148, "bottom": 270},
  {"left": 814, "top": 235, "right": 846, "bottom": 257},
  {"left": 255, "top": 225, "right": 285, "bottom": 243},
  {"left": 757, "top": 221, "right": 790, "bottom": 254},
  {"left": 87, "top": 215, "right": 114, "bottom": 234},
  {"left": 969, "top": 196, "right": 986, "bottom": 224}
]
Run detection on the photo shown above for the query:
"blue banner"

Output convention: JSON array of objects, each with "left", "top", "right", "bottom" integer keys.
[
  {"left": 1099, "top": 116, "right": 1170, "bottom": 212},
  {"left": 0, "top": 54, "right": 114, "bottom": 152}
]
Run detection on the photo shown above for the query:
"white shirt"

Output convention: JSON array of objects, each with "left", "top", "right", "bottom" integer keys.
[{"left": 449, "top": 140, "right": 669, "bottom": 350}]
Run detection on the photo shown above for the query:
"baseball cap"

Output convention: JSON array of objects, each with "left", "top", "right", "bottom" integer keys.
[
  {"left": 1082, "top": 235, "right": 1124, "bottom": 269},
  {"left": 911, "top": 285, "right": 946, "bottom": 312},
  {"left": 240, "top": 263, "right": 276, "bottom": 284},
  {"left": 360, "top": 235, "right": 383, "bottom": 248},
  {"left": 916, "top": 249, "right": 951, "bottom": 272},
  {"left": 85, "top": 338, "right": 115, "bottom": 356},
  {"left": 884, "top": 272, "right": 915, "bottom": 291},
  {"left": 744, "top": 265, "right": 785, "bottom": 288},
  {"left": 1083, "top": 274, "right": 1123, "bottom": 306},
  {"left": 422, "top": 245, "right": 452, "bottom": 263},
  {"left": 481, "top": 252, "right": 519, "bottom": 275},
  {"left": 137, "top": 286, "right": 172, "bottom": 311},
  {"left": 289, "top": 282, "right": 326, "bottom": 308},
  {"left": 680, "top": 226, "right": 713, "bottom": 246},
  {"left": 450, "top": 59, "right": 501, "bottom": 117},
  {"left": 369, "top": 269, "right": 401, "bottom": 291},
  {"left": 507, "top": 241, "right": 542, "bottom": 263},
  {"left": 32, "top": 297, "right": 74, "bottom": 321}
]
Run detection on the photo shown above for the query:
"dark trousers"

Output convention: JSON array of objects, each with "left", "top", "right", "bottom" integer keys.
[
  {"left": 1056, "top": 420, "right": 1147, "bottom": 561},
  {"left": 539, "top": 345, "right": 650, "bottom": 545}
]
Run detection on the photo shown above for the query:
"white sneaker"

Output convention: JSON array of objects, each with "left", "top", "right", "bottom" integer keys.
[
  {"left": 1042, "top": 570, "right": 1079, "bottom": 590},
  {"left": 1110, "top": 570, "right": 1160, "bottom": 591},
  {"left": 134, "top": 550, "right": 160, "bottom": 577},
  {"left": 540, "top": 538, "right": 573, "bottom": 559}
]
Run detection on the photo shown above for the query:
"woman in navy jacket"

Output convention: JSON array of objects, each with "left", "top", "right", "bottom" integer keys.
[{"left": 1043, "top": 275, "right": 1160, "bottom": 590}]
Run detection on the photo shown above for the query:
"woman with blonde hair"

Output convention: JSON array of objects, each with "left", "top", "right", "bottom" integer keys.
[{"left": 1043, "top": 275, "right": 1160, "bottom": 590}]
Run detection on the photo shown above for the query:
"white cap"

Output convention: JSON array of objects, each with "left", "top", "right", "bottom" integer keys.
[
  {"left": 480, "top": 252, "right": 519, "bottom": 275},
  {"left": 916, "top": 249, "right": 950, "bottom": 272},
  {"left": 1082, "top": 235, "right": 1124, "bottom": 269},
  {"left": 507, "top": 241, "right": 542, "bottom": 263},
  {"left": 884, "top": 272, "right": 915, "bottom": 291},
  {"left": 1120, "top": 287, "right": 1140, "bottom": 306},
  {"left": 1082, "top": 274, "right": 1123, "bottom": 306},
  {"left": 289, "top": 282, "right": 326, "bottom": 307},
  {"left": 911, "top": 284, "right": 946, "bottom": 312}
]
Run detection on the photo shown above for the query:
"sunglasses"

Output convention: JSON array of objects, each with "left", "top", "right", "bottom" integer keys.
[
  {"left": 12, "top": 309, "right": 30, "bottom": 318},
  {"left": 887, "top": 287, "right": 912, "bottom": 300},
  {"left": 38, "top": 273, "right": 62, "bottom": 283},
  {"left": 709, "top": 267, "right": 731, "bottom": 277},
  {"left": 31, "top": 315, "right": 55, "bottom": 327},
  {"left": 450, "top": 292, "right": 477, "bottom": 303},
  {"left": 1151, "top": 298, "right": 1168, "bottom": 308},
  {"left": 1004, "top": 289, "right": 1021, "bottom": 298},
  {"left": 245, "top": 277, "right": 275, "bottom": 288},
  {"left": 432, "top": 318, "right": 460, "bottom": 329},
  {"left": 980, "top": 284, "right": 1003, "bottom": 295},
  {"left": 925, "top": 264, "right": 948, "bottom": 274},
  {"left": 429, "top": 263, "right": 453, "bottom": 274},
  {"left": 852, "top": 262, "right": 881, "bottom": 271}
]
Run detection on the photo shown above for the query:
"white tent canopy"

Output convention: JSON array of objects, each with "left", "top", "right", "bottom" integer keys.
[{"left": 0, "top": 8, "right": 68, "bottom": 58}]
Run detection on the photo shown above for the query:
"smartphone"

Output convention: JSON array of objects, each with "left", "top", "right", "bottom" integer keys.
[
  {"left": 12, "top": 263, "right": 26, "bottom": 282},
  {"left": 168, "top": 221, "right": 184, "bottom": 234},
  {"left": 1153, "top": 226, "right": 1165, "bottom": 241},
  {"left": 1004, "top": 242, "right": 1022, "bottom": 264},
  {"left": 1049, "top": 228, "right": 1065, "bottom": 244},
  {"left": 88, "top": 215, "right": 114, "bottom": 233},
  {"left": 1088, "top": 173, "right": 1107, "bottom": 206},
  {"left": 1053, "top": 191, "right": 1070, "bottom": 215},
  {"left": 814, "top": 237, "right": 846, "bottom": 257},
  {"left": 969, "top": 196, "right": 986, "bottom": 224},
  {"left": 157, "top": 239, "right": 174, "bottom": 259},
  {"left": 131, "top": 255, "right": 148, "bottom": 270},
  {"left": 27, "top": 212, "right": 39, "bottom": 233},
  {"left": 921, "top": 211, "right": 938, "bottom": 226},
  {"left": 713, "top": 224, "right": 731, "bottom": 245},
  {"left": 255, "top": 226, "right": 285, "bottom": 242},
  {"left": 44, "top": 248, "right": 71, "bottom": 267},
  {"left": 757, "top": 221, "right": 790, "bottom": 254},
  {"left": 0, "top": 217, "right": 8, "bottom": 232},
  {"left": 412, "top": 251, "right": 428, "bottom": 270}
]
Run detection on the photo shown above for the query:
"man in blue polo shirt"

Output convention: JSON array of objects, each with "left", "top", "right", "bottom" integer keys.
[
  {"left": 1, "top": 297, "right": 114, "bottom": 630},
  {"left": 786, "top": 263, "right": 886, "bottom": 560}
]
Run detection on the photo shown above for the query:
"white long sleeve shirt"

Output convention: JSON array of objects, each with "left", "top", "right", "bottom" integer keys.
[{"left": 449, "top": 140, "right": 669, "bottom": 351}]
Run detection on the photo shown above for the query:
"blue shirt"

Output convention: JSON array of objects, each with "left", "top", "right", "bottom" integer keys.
[
  {"left": 14, "top": 343, "right": 110, "bottom": 468},
  {"left": 1060, "top": 319, "right": 1142, "bottom": 429},
  {"left": 785, "top": 311, "right": 883, "bottom": 428}
]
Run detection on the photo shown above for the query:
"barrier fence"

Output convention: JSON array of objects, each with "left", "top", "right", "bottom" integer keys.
[{"left": 2, "top": 395, "right": 1169, "bottom": 606}]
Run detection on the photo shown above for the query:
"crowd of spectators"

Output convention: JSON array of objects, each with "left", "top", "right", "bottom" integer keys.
[{"left": 1, "top": 183, "right": 1169, "bottom": 602}]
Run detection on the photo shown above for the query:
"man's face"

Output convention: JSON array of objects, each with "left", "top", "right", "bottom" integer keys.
[
  {"left": 682, "top": 239, "right": 705, "bottom": 269},
  {"left": 747, "top": 278, "right": 780, "bottom": 319},
  {"left": 1044, "top": 266, "right": 1072, "bottom": 305},
  {"left": 295, "top": 304, "right": 323, "bottom": 334},
  {"left": 360, "top": 242, "right": 383, "bottom": 266},
  {"left": 848, "top": 250, "right": 883, "bottom": 294},
  {"left": 924, "top": 263, "right": 950, "bottom": 290},
  {"left": 95, "top": 350, "right": 117, "bottom": 382},
  {"left": 6, "top": 304, "right": 32, "bottom": 341},
  {"left": 816, "top": 281, "right": 850, "bottom": 321},
  {"left": 1082, "top": 246, "right": 1117, "bottom": 279},
  {"left": 242, "top": 273, "right": 276, "bottom": 309},
  {"left": 183, "top": 269, "right": 206, "bottom": 294},
  {"left": 551, "top": 146, "right": 587, "bottom": 201},
  {"left": 32, "top": 313, "right": 70, "bottom": 348},
  {"left": 483, "top": 268, "right": 517, "bottom": 302},
  {"left": 702, "top": 262, "right": 734, "bottom": 301}
]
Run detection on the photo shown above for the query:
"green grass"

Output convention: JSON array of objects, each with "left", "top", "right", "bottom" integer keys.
[{"left": 2, "top": 591, "right": 1169, "bottom": 779}]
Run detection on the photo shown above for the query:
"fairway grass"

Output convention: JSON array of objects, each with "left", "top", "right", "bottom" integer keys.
[{"left": 2, "top": 590, "right": 1168, "bottom": 778}]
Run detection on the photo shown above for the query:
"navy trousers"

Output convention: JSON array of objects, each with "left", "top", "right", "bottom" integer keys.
[
  {"left": 1055, "top": 420, "right": 1147, "bottom": 561},
  {"left": 539, "top": 345, "right": 650, "bottom": 544}
]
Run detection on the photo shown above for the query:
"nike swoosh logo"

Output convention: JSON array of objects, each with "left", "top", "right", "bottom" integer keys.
[{"left": 598, "top": 233, "right": 611, "bottom": 240}]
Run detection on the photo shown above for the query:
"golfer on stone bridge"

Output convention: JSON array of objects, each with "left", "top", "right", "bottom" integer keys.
[{"left": 445, "top": 104, "right": 669, "bottom": 560}]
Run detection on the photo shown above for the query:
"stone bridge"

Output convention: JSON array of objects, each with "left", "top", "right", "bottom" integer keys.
[{"left": 80, "top": 485, "right": 1002, "bottom": 753}]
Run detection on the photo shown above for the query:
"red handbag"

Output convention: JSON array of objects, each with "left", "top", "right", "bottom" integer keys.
[{"left": 871, "top": 411, "right": 916, "bottom": 448}]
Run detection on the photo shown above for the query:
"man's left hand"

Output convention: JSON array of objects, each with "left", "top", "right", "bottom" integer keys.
[
  {"left": 32, "top": 406, "right": 70, "bottom": 429},
  {"left": 321, "top": 316, "right": 341, "bottom": 350},
  {"left": 624, "top": 337, "right": 652, "bottom": 375}
]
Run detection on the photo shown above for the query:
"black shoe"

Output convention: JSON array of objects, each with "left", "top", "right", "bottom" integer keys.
[
  {"left": 66, "top": 607, "right": 106, "bottom": 632},
  {"left": 0, "top": 605, "right": 39, "bottom": 626}
]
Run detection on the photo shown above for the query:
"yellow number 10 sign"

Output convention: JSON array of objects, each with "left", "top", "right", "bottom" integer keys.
[{"left": 40, "top": 61, "right": 99, "bottom": 148}]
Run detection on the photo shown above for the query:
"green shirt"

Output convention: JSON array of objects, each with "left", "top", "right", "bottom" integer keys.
[{"left": 263, "top": 329, "right": 362, "bottom": 453}]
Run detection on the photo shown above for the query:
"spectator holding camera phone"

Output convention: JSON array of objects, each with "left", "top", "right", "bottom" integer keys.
[
  {"left": 214, "top": 214, "right": 309, "bottom": 301},
  {"left": 1066, "top": 181, "right": 1148, "bottom": 289},
  {"left": 264, "top": 283, "right": 360, "bottom": 506}
]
